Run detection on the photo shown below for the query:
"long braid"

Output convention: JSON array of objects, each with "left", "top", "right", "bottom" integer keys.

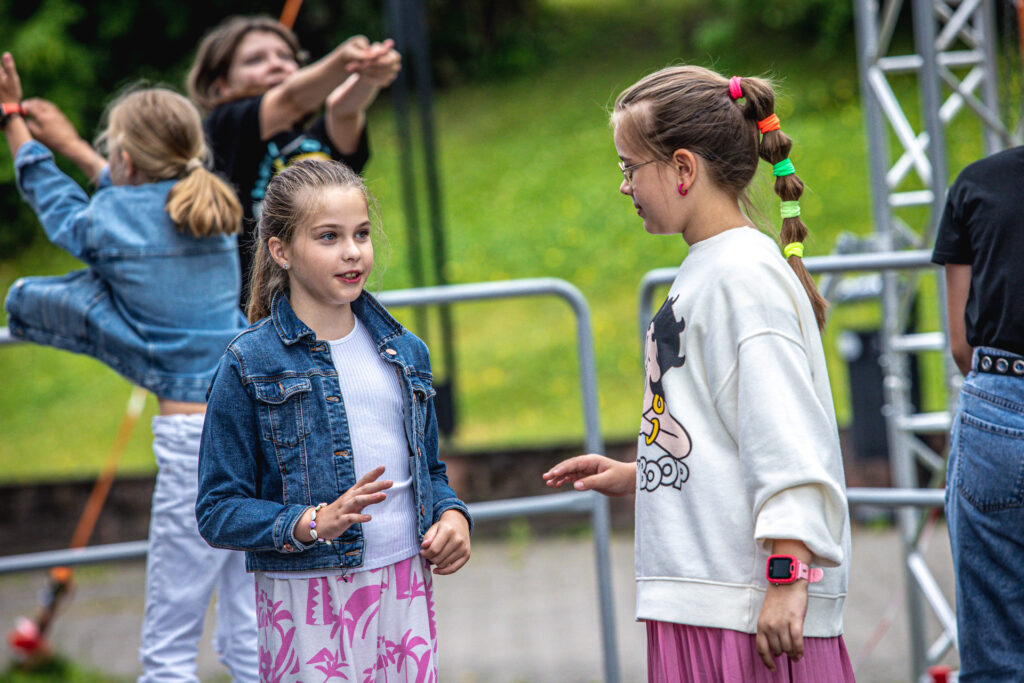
[{"left": 737, "top": 77, "right": 828, "bottom": 330}]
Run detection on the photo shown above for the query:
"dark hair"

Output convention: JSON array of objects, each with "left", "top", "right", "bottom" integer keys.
[
  {"left": 613, "top": 65, "right": 828, "bottom": 330},
  {"left": 187, "top": 16, "right": 305, "bottom": 112},
  {"left": 648, "top": 295, "right": 686, "bottom": 398},
  {"left": 247, "top": 160, "right": 379, "bottom": 322}
]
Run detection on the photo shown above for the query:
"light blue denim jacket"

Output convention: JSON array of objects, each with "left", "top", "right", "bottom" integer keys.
[
  {"left": 196, "top": 291, "right": 471, "bottom": 572},
  {"left": 4, "top": 141, "right": 246, "bottom": 402}
]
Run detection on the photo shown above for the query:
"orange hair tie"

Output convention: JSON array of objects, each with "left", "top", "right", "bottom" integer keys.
[{"left": 757, "top": 113, "right": 781, "bottom": 134}]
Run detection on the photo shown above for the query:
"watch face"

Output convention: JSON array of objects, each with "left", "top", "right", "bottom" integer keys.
[{"left": 767, "top": 557, "right": 794, "bottom": 580}]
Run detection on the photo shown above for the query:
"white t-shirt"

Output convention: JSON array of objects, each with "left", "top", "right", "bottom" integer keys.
[
  {"left": 634, "top": 226, "right": 851, "bottom": 637},
  {"left": 265, "top": 318, "right": 419, "bottom": 580}
]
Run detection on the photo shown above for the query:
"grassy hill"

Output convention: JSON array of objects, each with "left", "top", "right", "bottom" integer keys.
[{"left": 0, "top": 0, "right": 1002, "bottom": 481}]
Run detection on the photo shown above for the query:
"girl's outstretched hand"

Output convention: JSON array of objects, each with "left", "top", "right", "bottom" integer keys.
[
  {"left": 542, "top": 455, "right": 637, "bottom": 497},
  {"left": 0, "top": 52, "right": 23, "bottom": 102},
  {"left": 420, "top": 508, "right": 470, "bottom": 575},
  {"left": 349, "top": 41, "right": 401, "bottom": 88},
  {"left": 294, "top": 465, "right": 392, "bottom": 544}
]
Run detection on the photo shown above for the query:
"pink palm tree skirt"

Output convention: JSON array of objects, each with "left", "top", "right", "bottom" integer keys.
[{"left": 255, "top": 556, "right": 438, "bottom": 682}]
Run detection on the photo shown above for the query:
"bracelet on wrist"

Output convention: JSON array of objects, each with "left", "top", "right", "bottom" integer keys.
[
  {"left": 308, "top": 503, "right": 330, "bottom": 545},
  {"left": 0, "top": 102, "right": 26, "bottom": 130}
]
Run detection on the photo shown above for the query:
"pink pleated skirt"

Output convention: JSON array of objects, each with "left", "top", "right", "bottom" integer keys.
[{"left": 647, "top": 620, "right": 856, "bottom": 683}]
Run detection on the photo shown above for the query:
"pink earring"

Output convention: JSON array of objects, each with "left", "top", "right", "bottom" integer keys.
[{"left": 678, "top": 183, "right": 688, "bottom": 196}]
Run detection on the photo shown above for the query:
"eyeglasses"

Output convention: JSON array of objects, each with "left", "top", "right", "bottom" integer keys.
[{"left": 618, "top": 159, "right": 657, "bottom": 186}]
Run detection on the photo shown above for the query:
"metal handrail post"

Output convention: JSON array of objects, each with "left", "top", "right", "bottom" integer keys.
[
  {"left": 381, "top": 279, "right": 621, "bottom": 683},
  {"left": 1, "top": 279, "right": 621, "bottom": 682}
]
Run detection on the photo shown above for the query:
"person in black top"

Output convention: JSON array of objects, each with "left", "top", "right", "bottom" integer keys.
[
  {"left": 932, "top": 146, "right": 1024, "bottom": 681},
  {"left": 188, "top": 16, "right": 400, "bottom": 304}
]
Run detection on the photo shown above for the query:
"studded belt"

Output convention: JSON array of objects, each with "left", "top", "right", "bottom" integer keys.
[{"left": 977, "top": 353, "right": 1024, "bottom": 377}]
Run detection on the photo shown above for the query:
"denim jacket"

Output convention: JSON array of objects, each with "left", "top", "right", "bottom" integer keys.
[
  {"left": 196, "top": 291, "right": 471, "bottom": 572},
  {"left": 4, "top": 141, "right": 246, "bottom": 403}
]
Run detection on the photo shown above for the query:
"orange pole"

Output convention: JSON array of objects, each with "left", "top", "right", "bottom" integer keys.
[
  {"left": 279, "top": 0, "right": 304, "bottom": 30},
  {"left": 65, "top": 387, "right": 147, "bottom": 551}
]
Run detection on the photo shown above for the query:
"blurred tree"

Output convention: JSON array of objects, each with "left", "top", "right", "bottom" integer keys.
[{"left": 0, "top": 0, "right": 544, "bottom": 257}]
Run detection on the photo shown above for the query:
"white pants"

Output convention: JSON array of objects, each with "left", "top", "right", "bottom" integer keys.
[{"left": 139, "top": 413, "right": 258, "bottom": 683}]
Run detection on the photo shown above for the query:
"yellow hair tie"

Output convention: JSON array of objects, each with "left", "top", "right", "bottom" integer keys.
[{"left": 783, "top": 242, "right": 804, "bottom": 259}]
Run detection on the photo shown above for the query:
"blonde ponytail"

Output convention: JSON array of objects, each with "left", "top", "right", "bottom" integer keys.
[
  {"left": 105, "top": 87, "right": 242, "bottom": 239},
  {"left": 166, "top": 165, "right": 242, "bottom": 238}
]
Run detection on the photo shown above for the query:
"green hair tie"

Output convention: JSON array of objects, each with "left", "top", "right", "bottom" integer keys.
[
  {"left": 780, "top": 201, "right": 801, "bottom": 219},
  {"left": 783, "top": 242, "right": 804, "bottom": 259},
  {"left": 772, "top": 159, "right": 796, "bottom": 177}
]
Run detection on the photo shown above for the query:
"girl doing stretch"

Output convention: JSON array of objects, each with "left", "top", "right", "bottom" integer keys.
[{"left": 0, "top": 53, "right": 256, "bottom": 682}]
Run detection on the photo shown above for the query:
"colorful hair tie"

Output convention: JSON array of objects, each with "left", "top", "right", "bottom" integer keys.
[
  {"left": 783, "top": 242, "right": 804, "bottom": 259},
  {"left": 772, "top": 159, "right": 796, "bottom": 177},
  {"left": 728, "top": 76, "right": 743, "bottom": 100},
  {"left": 780, "top": 201, "right": 801, "bottom": 219},
  {"left": 758, "top": 113, "right": 781, "bottom": 134}
]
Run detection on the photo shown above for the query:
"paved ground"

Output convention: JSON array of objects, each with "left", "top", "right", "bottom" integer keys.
[{"left": 0, "top": 522, "right": 957, "bottom": 682}]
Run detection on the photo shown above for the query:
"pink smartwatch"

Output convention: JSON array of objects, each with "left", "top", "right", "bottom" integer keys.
[{"left": 766, "top": 555, "right": 823, "bottom": 585}]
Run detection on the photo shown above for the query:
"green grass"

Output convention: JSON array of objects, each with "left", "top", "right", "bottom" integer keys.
[
  {"left": 0, "top": 0, "right": 1003, "bottom": 481},
  {"left": 0, "top": 657, "right": 128, "bottom": 683}
]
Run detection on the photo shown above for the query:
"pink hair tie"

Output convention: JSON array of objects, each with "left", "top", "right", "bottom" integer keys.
[{"left": 728, "top": 76, "right": 743, "bottom": 100}]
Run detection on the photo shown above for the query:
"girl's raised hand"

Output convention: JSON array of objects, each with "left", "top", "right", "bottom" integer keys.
[
  {"left": 420, "top": 509, "right": 470, "bottom": 575},
  {"left": 298, "top": 465, "right": 393, "bottom": 544},
  {"left": 349, "top": 41, "right": 401, "bottom": 87},
  {"left": 542, "top": 454, "right": 637, "bottom": 497},
  {"left": 21, "top": 99, "right": 82, "bottom": 155},
  {"left": 0, "top": 52, "right": 23, "bottom": 103}
]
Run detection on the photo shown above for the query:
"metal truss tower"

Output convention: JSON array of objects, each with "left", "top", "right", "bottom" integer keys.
[{"left": 852, "top": 0, "right": 1018, "bottom": 678}]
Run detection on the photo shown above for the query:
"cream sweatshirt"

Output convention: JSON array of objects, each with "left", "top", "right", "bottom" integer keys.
[{"left": 634, "top": 226, "right": 851, "bottom": 637}]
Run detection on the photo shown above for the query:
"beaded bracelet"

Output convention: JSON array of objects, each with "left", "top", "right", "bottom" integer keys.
[{"left": 309, "top": 502, "right": 329, "bottom": 544}]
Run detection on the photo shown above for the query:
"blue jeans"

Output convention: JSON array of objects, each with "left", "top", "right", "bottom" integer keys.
[{"left": 947, "top": 347, "right": 1024, "bottom": 682}]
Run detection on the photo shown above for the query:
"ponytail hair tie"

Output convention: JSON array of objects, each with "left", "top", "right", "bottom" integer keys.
[
  {"left": 783, "top": 242, "right": 804, "bottom": 259},
  {"left": 757, "top": 113, "right": 781, "bottom": 134},
  {"left": 780, "top": 201, "right": 801, "bottom": 219},
  {"left": 728, "top": 76, "right": 743, "bottom": 100},
  {"left": 185, "top": 158, "right": 203, "bottom": 173},
  {"left": 772, "top": 159, "right": 796, "bottom": 177}
]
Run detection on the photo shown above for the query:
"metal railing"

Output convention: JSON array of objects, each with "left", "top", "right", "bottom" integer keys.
[{"left": 0, "top": 277, "right": 622, "bottom": 683}]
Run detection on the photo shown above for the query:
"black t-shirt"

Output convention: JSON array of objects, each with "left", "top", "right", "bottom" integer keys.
[
  {"left": 205, "top": 94, "right": 370, "bottom": 304},
  {"left": 932, "top": 146, "right": 1024, "bottom": 356}
]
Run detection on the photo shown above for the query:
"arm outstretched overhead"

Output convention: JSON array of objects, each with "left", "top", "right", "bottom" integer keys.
[{"left": 260, "top": 36, "right": 400, "bottom": 153}]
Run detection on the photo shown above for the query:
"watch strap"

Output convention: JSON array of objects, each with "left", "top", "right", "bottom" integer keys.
[{"left": 796, "top": 561, "right": 824, "bottom": 583}]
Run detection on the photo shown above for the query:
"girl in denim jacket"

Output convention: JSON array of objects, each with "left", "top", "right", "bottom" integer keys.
[
  {"left": 196, "top": 159, "right": 471, "bottom": 682},
  {"left": 0, "top": 54, "right": 258, "bottom": 681}
]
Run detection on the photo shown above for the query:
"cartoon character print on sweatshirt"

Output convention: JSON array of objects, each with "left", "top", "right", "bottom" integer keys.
[{"left": 638, "top": 296, "right": 692, "bottom": 492}]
